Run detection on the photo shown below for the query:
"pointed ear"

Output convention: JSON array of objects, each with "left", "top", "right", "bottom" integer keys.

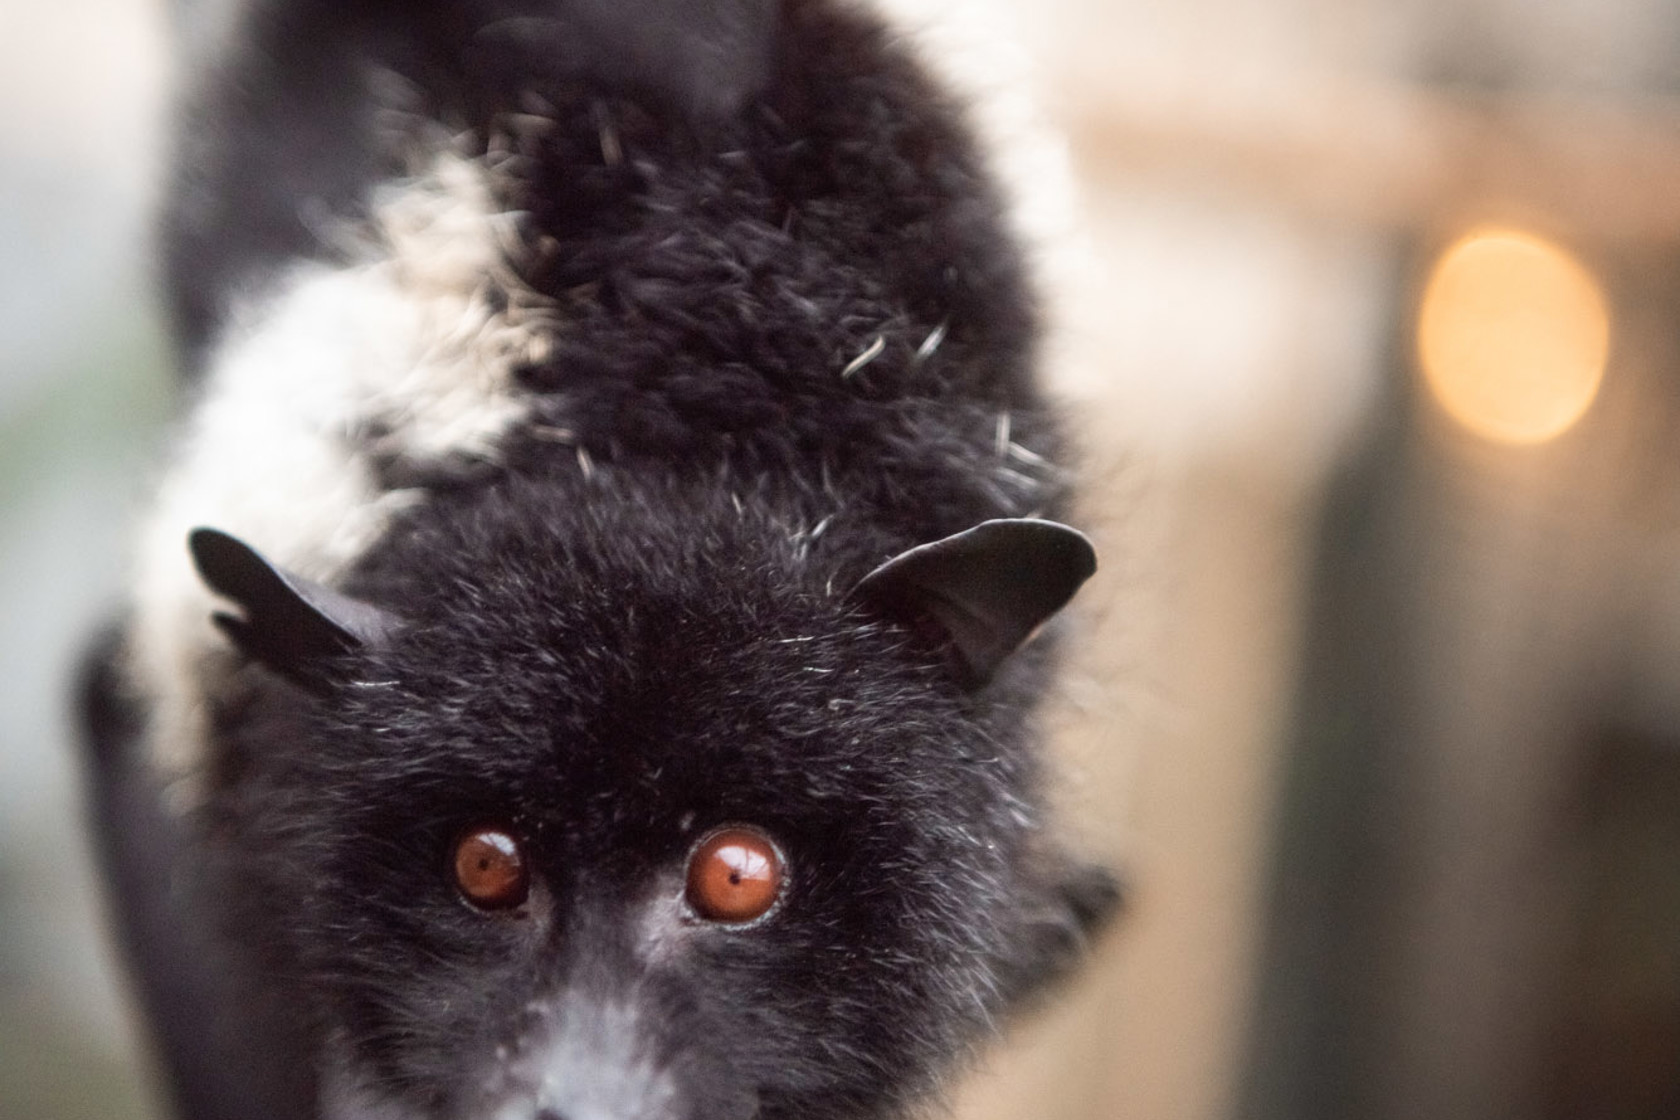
[
  {"left": 188, "top": 528, "right": 394, "bottom": 689},
  {"left": 851, "top": 519, "right": 1097, "bottom": 688}
]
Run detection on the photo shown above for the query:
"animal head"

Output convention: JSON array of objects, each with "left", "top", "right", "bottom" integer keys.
[{"left": 189, "top": 480, "right": 1112, "bottom": 1120}]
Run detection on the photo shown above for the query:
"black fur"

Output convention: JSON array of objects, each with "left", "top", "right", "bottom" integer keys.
[
  {"left": 78, "top": 624, "right": 316, "bottom": 1120},
  {"left": 87, "top": 2, "right": 1119, "bottom": 1118}
]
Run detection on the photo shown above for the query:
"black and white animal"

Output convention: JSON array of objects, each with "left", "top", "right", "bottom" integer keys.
[{"left": 79, "top": 2, "right": 1118, "bottom": 1119}]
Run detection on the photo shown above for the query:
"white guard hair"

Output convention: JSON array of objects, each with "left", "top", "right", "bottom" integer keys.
[{"left": 129, "top": 148, "right": 554, "bottom": 779}]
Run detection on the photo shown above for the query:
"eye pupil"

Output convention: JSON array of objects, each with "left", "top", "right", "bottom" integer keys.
[
  {"left": 686, "top": 827, "right": 784, "bottom": 923},
  {"left": 452, "top": 826, "right": 529, "bottom": 910}
]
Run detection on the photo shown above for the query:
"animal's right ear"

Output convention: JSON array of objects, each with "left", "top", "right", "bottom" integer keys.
[{"left": 188, "top": 528, "right": 395, "bottom": 689}]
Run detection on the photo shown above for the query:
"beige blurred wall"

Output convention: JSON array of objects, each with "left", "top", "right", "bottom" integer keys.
[
  {"left": 931, "top": 3, "right": 1396, "bottom": 1117},
  {"left": 944, "top": 1, "right": 1680, "bottom": 1118}
]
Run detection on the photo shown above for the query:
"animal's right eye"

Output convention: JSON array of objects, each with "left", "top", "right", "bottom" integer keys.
[{"left": 452, "top": 826, "right": 529, "bottom": 910}]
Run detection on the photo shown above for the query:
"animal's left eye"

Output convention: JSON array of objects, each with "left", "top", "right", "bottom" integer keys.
[
  {"left": 452, "top": 826, "right": 529, "bottom": 910},
  {"left": 685, "top": 826, "right": 785, "bottom": 923}
]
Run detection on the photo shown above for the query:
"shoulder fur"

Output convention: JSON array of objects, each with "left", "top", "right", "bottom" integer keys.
[{"left": 129, "top": 0, "right": 1073, "bottom": 782}]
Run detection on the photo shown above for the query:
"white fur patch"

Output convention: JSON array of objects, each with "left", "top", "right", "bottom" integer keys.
[
  {"left": 862, "top": 0, "right": 1101, "bottom": 402},
  {"left": 867, "top": 0, "right": 1075, "bottom": 262},
  {"left": 128, "top": 149, "right": 552, "bottom": 778}
]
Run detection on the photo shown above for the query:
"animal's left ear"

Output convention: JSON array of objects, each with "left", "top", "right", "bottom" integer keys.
[
  {"left": 852, "top": 519, "right": 1097, "bottom": 688},
  {"left": 189, "top": 528, "right": 395, "bottom": 690}
]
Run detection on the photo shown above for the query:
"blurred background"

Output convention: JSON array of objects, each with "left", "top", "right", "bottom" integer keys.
[{"left": 3, "top": 1, "right": 1679, "bottom": 1118}]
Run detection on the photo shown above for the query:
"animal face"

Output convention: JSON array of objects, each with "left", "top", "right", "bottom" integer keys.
[{"left": 196, "top": 481, "right": 1106, "bottom": 1120}]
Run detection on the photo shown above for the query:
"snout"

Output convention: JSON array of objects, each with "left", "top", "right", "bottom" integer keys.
[
  {"left": 528, "top": 1108, "right": 758, "bottom": 1120},
  {"left": 485, "top": 992, "right": 758, "bottom": 1120}
]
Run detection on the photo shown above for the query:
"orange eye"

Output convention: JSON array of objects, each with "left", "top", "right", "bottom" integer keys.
[
  {"left": 452, "top": 826, "right": 529, "bottom": 910},
  {"left": 685, "top": 827, "right": 785, "bottom": 923}
]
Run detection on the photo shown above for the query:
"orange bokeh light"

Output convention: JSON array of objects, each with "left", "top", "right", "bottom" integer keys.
[{"left": 1417, "top": 229, "right": 1610, "bottom": 445}]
